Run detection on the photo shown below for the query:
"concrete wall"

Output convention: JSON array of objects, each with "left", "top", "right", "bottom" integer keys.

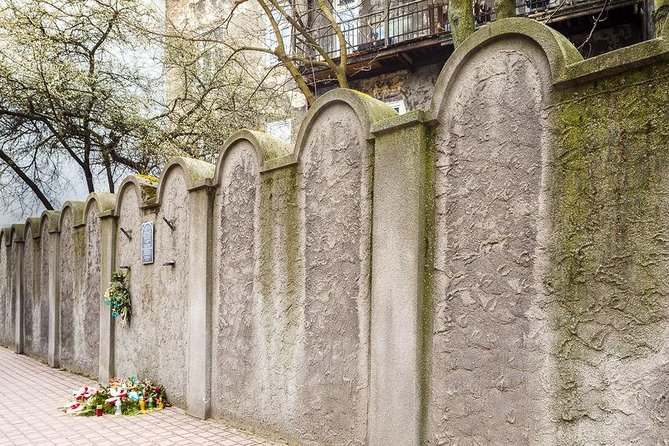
[
  {"left": 22, "top": 220, "right": 46, "bottom": 361},
  {"left": 1, "top": 19, "right": 668, "bottom": 445},
  {"left": 296, "top": 102, "right": 372, "bottom": 445},
  {"left": 548, "top": 45, "right": 669, "bottom": 446},
  {"left": 211, "top": 140, "right": 262, "bottom": 422},
  {"left": 430, "top": 36, "right": 553, "bottom": 444},
  {"left": 114, "top": 182, "right": 147, "bottom": 381},
  {"left": 0, "top": 229, "right": 12, "bottom": 348},
  {"left": 152, "top": 169, "right": 190, "bottom": 408}
]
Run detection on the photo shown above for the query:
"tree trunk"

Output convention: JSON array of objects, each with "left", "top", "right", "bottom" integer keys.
[
  {"left": 84, "top": 167, "right": 95, "bottom": 193},
  {"left": 103, "top": 151, "right": 115, "bottom": 193},
  {"left": 495, "top": 0, "right": 516, "bottom": 19},
  {"left": 449, "top": 0, "right": 475, "bottom": 48}
]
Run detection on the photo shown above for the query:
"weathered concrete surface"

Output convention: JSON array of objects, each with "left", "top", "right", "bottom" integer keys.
[
  {"left": 214, "top": 162, "right": 302, "bottom": 438},
  {"left": 114, "top": 171, "right": 190, "bottom": 409},
  {"left": 296, "top": 102, "right": 371, "bottom": 445},
  {"left": 211, "top": 141, "right": 262, "bottom": 422},
  {"left": 58, "top": 210, "right": 76, "bottom": 370},
  {"left": 548, "top": 54, "right": 669, "bottom": 446},
  {"left": 154, "top": 170, "right": 190, "bottom": 409},
  {"left": 81, "top": 204, "right": 101, "bottom": 375},
  {"left": 2, "top": 20, "right": 669, "bottom": 446},
  {"left": 113, "top": 185, "right": 147, "bottom": 380},
  {"left": 38, "top": 222, "right": 51, "bottom": 362},
  {"left": 430, "top": 38, "right": 554, "bottom": 445},
  {"left": 11, "top": 227, "right": 24, "bottom": 354},
  {"left": 368, "top": 112, "right": 430, "bottom": 446},
  {"left": 58, "top": 204, "right": 98, "bottom": 378},
  {"left": 22, "top": 222, "right": 46, "bottom": 361},
  {"left": 0, "top": 231, "right": 12, "bottom": 348}
]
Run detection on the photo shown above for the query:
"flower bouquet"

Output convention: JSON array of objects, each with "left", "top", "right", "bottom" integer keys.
[
  {"left": 104, "top": 271, "right": 131, "bottom": 325},
  {"left": 61, "top": 376, "right": 168, "bottom": 416}
]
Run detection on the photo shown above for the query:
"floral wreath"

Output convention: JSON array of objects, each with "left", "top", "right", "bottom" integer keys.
[{"left": 104, "top": 270, "right": 131, "bottom": 325}]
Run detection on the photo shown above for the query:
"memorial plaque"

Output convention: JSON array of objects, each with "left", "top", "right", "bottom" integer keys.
[{"left": 141, "top": 221, "right": 154, "bottom": 265}]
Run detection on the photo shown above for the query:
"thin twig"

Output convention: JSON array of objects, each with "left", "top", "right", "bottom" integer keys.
[{"left": 577, "top": 0, "right": 610, "bottom": 51}]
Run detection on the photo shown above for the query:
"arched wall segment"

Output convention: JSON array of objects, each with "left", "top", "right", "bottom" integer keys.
[
  {"left": 40, "top": 211, "right": 61, "bottom": 235},
  {"left": 40, "top": 210, "right": 60, "bottom": 367},
  {"left": 210, "top": 135, "right": 263, "bottom": 425},
  {"left": 429, "top": 17, "right": 582, "bottom": 123},
  {"left": 57, "top": 201, "right": 97, "bottom": 377},
  {"left": 294, "top": 90, "right": 395, "bottom": 444},
  {"left": 214, "top": 130, "right": 291, "bottom": 178},
  {"left": 427, "top": 20, "right": 574, "bottom": 445},
  {"left": 37, "top": 212, "right": 58, "bottom": 362},
  {"left": 152, "top": 166, "right": 192, "bottom": 408},
  {"left": 0, "top": 228, "right": 12, "bottom": 348},
  {"left": 293, "top": 89, "right": 396, "bottom": 163},
  {"left": 113, "top": 180, "right": 148, "bottom": 381},
  {"left": 9, "top": 224, "right": 24, "bottom": 353},
  {"left": 114, "top": 159, "right": 213, "bottom": 410},
  {"left": 84, "top": 192, "right": 116, "bottom": 223},
  {"left": 57, "top": 202, "right": 86, "bottom": 232},
  {"left": 81, "top": 200, "right": 102, "bottom": 376},
  {"left": 208, "top": 90, "right": 396, "bottom": 443},
  {"left": 26, "top": 218, "right": 41, "bottom": 240},
  {"left": 22, "top": 218, "right": 45, "bottom": 361},
  {"left": 113, "top": 175, "right": 159, "bottom": 215},
  {"left": 10, "top": 224, "right": 25, "bottom": 243},
  {"left": 155, "top": 157, "right": 215, "bottom": 204}
]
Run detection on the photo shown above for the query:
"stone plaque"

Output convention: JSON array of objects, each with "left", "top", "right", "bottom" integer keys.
[{"left": 141, "top": 221, "right": 154, "bottom": 265}]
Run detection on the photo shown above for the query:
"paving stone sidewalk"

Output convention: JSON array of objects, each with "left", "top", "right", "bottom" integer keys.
[{"left": 0, "top": 347, "right": 285, "bottom": 446}]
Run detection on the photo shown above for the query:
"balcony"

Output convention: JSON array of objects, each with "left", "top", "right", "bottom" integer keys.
[{"left": 299, "top": 0, "right": 643, "bottom": 82}]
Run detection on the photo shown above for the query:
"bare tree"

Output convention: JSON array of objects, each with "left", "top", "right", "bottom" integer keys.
[
  {"left": 171, "top": 0, "right": 357, "bottom": 106},
  {"left": 0, "top": 0, "right": 286, "bottom": 217}
]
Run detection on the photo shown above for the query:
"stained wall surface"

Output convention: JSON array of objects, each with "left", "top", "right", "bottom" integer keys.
[
  {"left": 152, "top": 171, "right": 189, "bottom": 409},
  {"left": 210, "top": 103, "right": 374, "bottom": 445},
  {"left": 80, "top": 204, "right": 101, "bottom": 375},
  {"left": 58, "top": 207, "right": 98, "bottom": 377},
  {"left": 296, "top": 103, "right": 372, "bottom": 445},
  {"left": 429, "top": 39, "right": 553, "bottom": 444},
  {"left": 23, "top": 224, "right": 44, "bottom": 360},
  {"left": 37, "top": 222, "right": 51, "bottom": 361},
  {"left": 548, "top": 57, "right": 669, "bottom": 445},
  {"left": 211, "top": 142, "right": 263, "bottom": 422},
  {"left": 9, "top": 236, "right": 19, "bottom": 348},
  {"left": 0, "top": 233, "right": 12, "bottom": 348},
  {"left": 1, "top": 20, "right": 668, "bottom": 446},
  {"left": 114, "top": 186, "right": 148, "bottom": 379},
  {"left": 114, "top": 172, "right": 190, "bottom": 409}
]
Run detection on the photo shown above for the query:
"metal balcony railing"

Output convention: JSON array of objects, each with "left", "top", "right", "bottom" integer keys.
[
  {"left": 300, "top": 0, "right": 632, "bottom": 61},
  {"left": 301, "top": 0, "right": 450, "bottom": 60}
]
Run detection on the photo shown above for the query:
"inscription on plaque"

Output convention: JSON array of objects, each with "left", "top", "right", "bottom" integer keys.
[{"left": 141, "top": 221, "right": 154, "bottom": 265}]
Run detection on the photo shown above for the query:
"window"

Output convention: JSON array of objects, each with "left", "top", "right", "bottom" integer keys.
[
  {"left": 332, "top": 0, "right": 360, "bottom": 54},
  {"left": 385, "top": 99, "right": 406, "bottom": 114}
]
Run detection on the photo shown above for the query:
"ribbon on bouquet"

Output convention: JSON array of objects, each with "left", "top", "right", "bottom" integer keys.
[
  {"left": 64, "top": 401, "right": 84, "bottom": 414},
  {"left": 105, "top": 387, "right": 128, "bottom": 404},
  {"left": 73, "top": 386, "right": 97, "bottom": 401}
]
